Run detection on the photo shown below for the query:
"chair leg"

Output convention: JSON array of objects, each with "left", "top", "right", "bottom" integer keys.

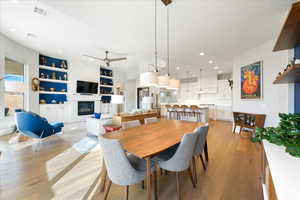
[
  {"left": 204, "top": 140, "right": 209, "bottom": 162},
  {"left": 104, "top": 179, "right": 112, "bottom": 200},
  {"left": 239, "top": 126, "right": 243, "bottom": 134},
  {"left": 153, "top": 170, "right": 158, "bottom": 200},
  {"left": 176, "top": 172, "right": 182, "bottom": 200},
  {"left": 192, "top": 156, "right": 197, "bottom": 184},
  {"left": 199, "top": 155, "right": 206, "bottom": 170},
  {"left": 141, "top": 180, "right": 144, "bottom": 189},
  {"left": 233, "top": 125, "right": 236, "bottom": 134},
  {"left": 188, "top": 167, "right": 196, "bottom": 188},
  {"left": 125, "top": 185, "right": 129, "bottom": 200}
]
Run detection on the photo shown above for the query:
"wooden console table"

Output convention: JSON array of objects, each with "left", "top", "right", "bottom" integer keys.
[{"left": 113, "top": 112, "right": 159, "bottom": 126}]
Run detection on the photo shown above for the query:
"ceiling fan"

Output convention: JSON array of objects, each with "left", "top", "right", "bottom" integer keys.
[{"left": 83, "top": 51, "right": 127, "bottom": 66}]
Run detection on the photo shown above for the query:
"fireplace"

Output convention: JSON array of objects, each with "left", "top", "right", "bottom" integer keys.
[{"left": 78, "top": 101, "right": 94, "bottom": 116}]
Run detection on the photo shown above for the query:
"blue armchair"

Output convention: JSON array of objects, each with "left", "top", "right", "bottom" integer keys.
[{"left": 16, "top": 111, "right": 64, "bottom": 139}]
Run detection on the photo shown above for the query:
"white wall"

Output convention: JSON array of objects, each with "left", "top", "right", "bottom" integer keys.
[
  {"left": 124, "top": 80, "right": 137, "bottom": 112},
  {"left": 232, "top": 40, "right": 290, "bottom": 127},
  {"left": 0, "top": 34, "right": 39, "bottom": 119}
]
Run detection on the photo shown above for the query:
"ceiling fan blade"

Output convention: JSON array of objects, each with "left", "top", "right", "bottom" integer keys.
[
  {"left": 109, "top": 57, "right": 127, "bottom": 62},
  {"left": 83, "top": 54, "right": 105, "bottom": 61}
]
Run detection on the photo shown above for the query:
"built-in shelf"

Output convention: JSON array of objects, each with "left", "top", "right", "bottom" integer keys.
[
  {"left": 39, "top": 91, "right": 68, "bottom": 94},
  {"left": 100, "top": 85, "right": 113, "bottom": 88},
  {"left": 273, "top": 2, "right": 300, "bottom": 51},
  {"left": 39, "top": 65, "right": 68, "bottom": 72},
  {"left": 100, "top": 94, "right": 112, "bottom": 96},
  {"left": 39, "top": 78, "right": 68, "bottom": 83},
  {"left": 100, "top": 75, "right": 113, "bottom": 79},
  {"left": 273, "top": 64, "right": 300, "bottom": 84}
]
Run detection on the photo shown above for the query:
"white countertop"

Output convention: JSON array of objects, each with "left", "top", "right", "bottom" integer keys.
[{"left": 263, "top": 141, "right": 300, "bottom": 200}]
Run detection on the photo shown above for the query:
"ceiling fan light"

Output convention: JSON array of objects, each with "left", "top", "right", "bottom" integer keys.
[
  {"left": 157, "top": 75, "right": 170, "bottom": 88},
  {"left": 140, "top": 72, "right": 158, "bottom": 87}
]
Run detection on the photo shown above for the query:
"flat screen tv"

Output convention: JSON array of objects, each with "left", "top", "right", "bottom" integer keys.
[{"left": 76, "top": 81, "right": 98, "bottom": 94}]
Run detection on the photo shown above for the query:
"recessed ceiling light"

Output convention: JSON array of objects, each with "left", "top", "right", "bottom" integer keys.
[
  {"left": 218, "top": 70, "right": 223, "bottom": 74},
  {"left": 27, "top": 33, "right": 37, "bottom": 39},
  {"left": 176, "top": 66, "right": 180, "bottom": 70},
  {"left": 199, "top": 52, "right": 205, "bottom": 56},
  {"left": 208, "top": 60, "right": 213, "bottom": 64},
  {"left": 214, "top": 66, "right": 219, "bottom": 70}
]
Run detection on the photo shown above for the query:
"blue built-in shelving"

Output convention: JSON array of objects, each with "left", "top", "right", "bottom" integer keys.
[
  {"left": 39, "top": 54, "right": 68, "bottom": 104},
  {"left": 100, "top": 66, "right": 113, "bottom": 103}
]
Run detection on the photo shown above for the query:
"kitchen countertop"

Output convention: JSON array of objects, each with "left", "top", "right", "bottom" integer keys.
[{"left": 263, "top": 141, "right": 300, "bottom": 200}]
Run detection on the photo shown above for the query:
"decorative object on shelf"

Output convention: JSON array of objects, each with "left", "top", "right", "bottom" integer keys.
[
  {"left": 59, "top": 76, "right": 62, "bottom": 80},
  {"left": 46, "top": 74, "right": 50, "bottom": 79},
  {"left": 32, "top": 77, "right": 40, "bottom": 91},
  {"left": 94, "top": 113, "right": 102, "bottom": 119},
  {"left": 59, "top": 101, "right": 64, "bottom": 104},
  {"left": 61, "top": 89, "right": 66, "bottom": 92},
  {"left": 39, "top": 87, "right": 45, "bottom": 91},
  {"left": 251, "top": 113, "right": 300, "bottom": 158},
  {"left": 50, "top": 88, "right": 55, "bottom": 92},
  {"left": 41, "top": 56, "right": 47, "bottom": 65},
  {"left": 40, "top": 73, "right": 45, "bottom": 79},
  {"left": 63, "top": 74, "right": 67, "bottom": 81},
  {"left": 40, "top": 99, "right": 46, "bottom": 104},
  {"left": 61, "top": 60, "right": 67, "bottom": 69},
  {"left": 51, "top": 72, "right": 56, "bottom": 80},
  {"left": 241, "top": 61, "right": 263, "bottom": 100},
  {"left": 228, "top": 79, "right": 233, "bottom": 90},
  {"left": 51, "top": 99, "right": 57, "bottom": 104},
  {"left": 51, "top": 63, "right": 56, "bottom": 68}
]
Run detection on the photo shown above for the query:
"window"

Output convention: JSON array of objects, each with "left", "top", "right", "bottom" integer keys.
[{"left": 4, "top": 58, "right": 25, "bottom": 117}]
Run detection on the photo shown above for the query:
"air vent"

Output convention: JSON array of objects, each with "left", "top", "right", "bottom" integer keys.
[{"left": 34, "top": 6, "right": 48, "bottom": 16}]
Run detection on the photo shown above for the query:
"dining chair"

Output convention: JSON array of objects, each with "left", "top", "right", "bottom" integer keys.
[
  {"left": 153, "top": 132, "right": 198, "bottom": 200},
  {"left": 192, "top": 124, "right": 209, "bottom": 184},
  {"left": 122, "top": 120, "right": 141, "bottom": 129},
  {"left": 144, "top": 117, "right": 159, "bottom": 124},
  {"left": 99, "top": 136, "right": 157, "bottom": 200}
]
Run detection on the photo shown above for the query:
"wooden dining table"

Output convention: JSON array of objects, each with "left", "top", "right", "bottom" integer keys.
[{"left": 102, "top": 118, "right": 204, "bottom": 200}]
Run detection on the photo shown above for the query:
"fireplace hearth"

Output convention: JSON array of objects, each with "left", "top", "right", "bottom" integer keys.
[{"left": 78, "top": 101, "right": 94, "bottom": 116}]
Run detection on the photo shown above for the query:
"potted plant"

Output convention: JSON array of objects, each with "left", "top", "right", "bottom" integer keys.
[{"left": 251, "top": 113, "right": 300, "bottom": 158}]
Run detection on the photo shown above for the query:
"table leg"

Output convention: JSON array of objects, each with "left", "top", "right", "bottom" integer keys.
[
  {"left": 204, "top": 140, "right": 209, "bottom": 162},
  {"left": 100, "top": 159, "right": 107, "bottom": 192},
  {"left": 146, "top": 157, "right": 152, "bottom": 200}
]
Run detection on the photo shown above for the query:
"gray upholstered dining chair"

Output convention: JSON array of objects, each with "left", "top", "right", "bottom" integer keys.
[
  {"left": 122, "top": 120, "right": 141, "bottom": 129},
  {"left": 99, "top": 135, "right": 157, "bottom": 200},
  {"left": 192, "top": 124, "right": 209, "bottom": 184},
  {"left": 153, "top": 132, "right": 198, "bottom": 200},
  {"left": 144, "top": 117, "right": 159, "bottom": 124}
]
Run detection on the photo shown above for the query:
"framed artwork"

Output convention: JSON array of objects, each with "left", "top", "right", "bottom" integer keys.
[{"left": 241, "top": 61, "right": 263, "bottom": 100}]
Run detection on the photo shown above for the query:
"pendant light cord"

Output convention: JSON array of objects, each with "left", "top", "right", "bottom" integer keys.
[
  {"left": 167, "top": 6, "right": 170, "bottom": 76},
  {"left": 155, "top": 0, "right": 158, "bottom": 69}
]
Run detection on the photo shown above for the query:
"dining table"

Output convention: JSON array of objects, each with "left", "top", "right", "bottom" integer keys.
[{"left": 101, "top": 118, "right": 205, "bottom": 200}]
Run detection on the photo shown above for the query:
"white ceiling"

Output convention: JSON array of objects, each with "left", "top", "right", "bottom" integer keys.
[{"left": 0, "top": 0, "right": 295, "bottom": 79}]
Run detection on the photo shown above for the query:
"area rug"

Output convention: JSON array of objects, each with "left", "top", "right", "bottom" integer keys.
[{"left": 72, "top": 136, "right": 99, "bottom": 154}]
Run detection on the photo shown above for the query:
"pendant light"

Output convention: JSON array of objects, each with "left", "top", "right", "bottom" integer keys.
[
  {"left": 158, "top": 6, "right": 171, "bottom": 88},
  {"left": 140, "top": 0, "right": 159, "bottom": 87},
  {"left": 166, "top": 5, "right": 180, "bottom": 90}
]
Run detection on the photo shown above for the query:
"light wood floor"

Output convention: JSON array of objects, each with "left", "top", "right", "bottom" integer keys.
[{"left": 0, "top": 120, "right": 263, "bottom": 200}]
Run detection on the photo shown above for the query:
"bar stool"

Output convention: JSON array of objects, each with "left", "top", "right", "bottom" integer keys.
[
  {"left": 165, "top": 104, "right": 172, "bottom": 119},
  {"left": 172, "top": 105, "right": 180, "bottom": 120},
  {"left": 185, "top": 106, "right": 195, "bottom": 121},
  {"left": 178, "top": 105, "right": 188, "bottom": 120},
  {"left": 190, "top": 105, "right": 201, "bottom": 121}
]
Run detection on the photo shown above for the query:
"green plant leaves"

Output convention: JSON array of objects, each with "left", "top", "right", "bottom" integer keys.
[{"left": 251, "top": 113, "right": 300, "bottom": 158}]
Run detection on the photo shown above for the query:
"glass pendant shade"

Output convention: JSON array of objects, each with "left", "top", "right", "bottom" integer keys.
[
  {"left": 168, "top": 78, "right": 180, "bottom": 90},
  {"left": 140, "top": 72, "right": 158, "bottom": 87},
  {"left": 157, "top": 75, "right": 170, "bottom": 88}
]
